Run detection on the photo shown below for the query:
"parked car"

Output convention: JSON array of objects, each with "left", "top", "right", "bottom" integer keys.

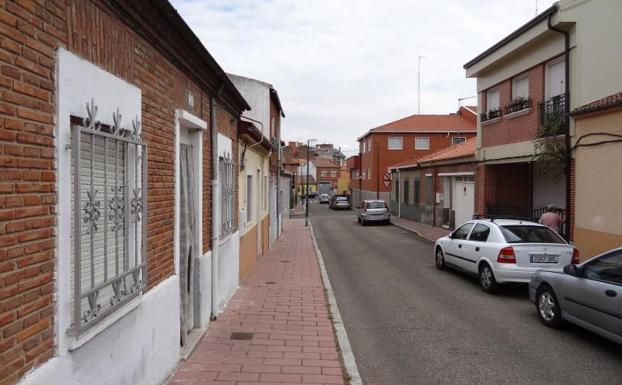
[
  {"left": 529, "top": 247, "right": 622, "bottom": 344},
  {"left": 358, "top": 200, "right": 390, "bottom": 225},
  {"left": 329, "top": 195, "right": 351, "bottom": 210},
  {"left": 434, "top": 219, "right": 578, "bottom": 293},
  {"left": 319, "top": 193, "right": 330, "bottom": 204}
]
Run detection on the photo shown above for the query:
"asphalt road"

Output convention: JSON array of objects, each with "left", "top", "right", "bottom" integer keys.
[{"left": 310, "top": 203, "right": 622, "bottom": 385}]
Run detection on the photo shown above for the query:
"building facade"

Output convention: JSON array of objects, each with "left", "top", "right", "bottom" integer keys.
[
  {"left": 0, "top": 2, "right": 248, "bottom": 384},
  {"left": 312, "top": 159, "right": 340, "bottom": 196},
  {"left": 464, "top": 0, "right": 622, "bottom": 245},
  {"left": 353, "top": 107, "right": 477, "bottom": 203},
  {"left": 390, "top": 138, "right": 477, "bottom": 229}
]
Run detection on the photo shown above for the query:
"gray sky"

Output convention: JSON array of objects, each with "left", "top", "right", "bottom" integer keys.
[{"left": 171, "top": 0, "right": 556, "bottom": 155}]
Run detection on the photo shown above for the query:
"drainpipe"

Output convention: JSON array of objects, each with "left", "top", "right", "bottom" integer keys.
[
  {"left": 547, "top": 11, "right": 571, "bottom": 241},
  {"left": 210, "top": 93, "right": 220, "bottom": 319},
  {"left": 276, "top": 138, "right": 281, "bottom": 236}
]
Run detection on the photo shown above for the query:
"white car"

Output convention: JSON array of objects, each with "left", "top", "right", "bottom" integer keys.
[{"left": 434, "top": 219, "right": 579, "bottom": 293}]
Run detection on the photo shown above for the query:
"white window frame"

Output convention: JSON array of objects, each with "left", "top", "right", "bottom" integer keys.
[
  {"left": 486, "top": 88, "right": 500, "bottom": 112},
  {"left": 387, "top": 136, "right": 403, "bottom": 150},
  {"left": 368, "top": 168, "right": 371, "bottom": 180},
  {"left": 415, "top": 137, "right": 430, "bottom": 150},
  {"left": 320, "top": 170, "right": 328, "bottom": 177},
  {"left": 362, "top": 141, "right": 366, "bottom": 153},
  {"left": 546, "top": 56, "right": 566, "bottom": 99},
  {"left": 512, "top": 74, "right": 529, "bottom": 101},
  {"left": 330, "top": 170, "right": 338, "bottom": 177}
]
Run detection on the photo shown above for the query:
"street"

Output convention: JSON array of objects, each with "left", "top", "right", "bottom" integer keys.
[{"left": 310, "top": 203, "right": 622, "bottom": 385}]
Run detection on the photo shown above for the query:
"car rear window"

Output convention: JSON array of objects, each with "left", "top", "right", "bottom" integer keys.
[
  {"left": 499, "top": 225, "right": 566, "bottom": 244},
  {"left": 366, "top": 202, "right": 385, "bottom": 209},
  {"left": 336, "top": 197, "right": 348, "bottom": 201}
]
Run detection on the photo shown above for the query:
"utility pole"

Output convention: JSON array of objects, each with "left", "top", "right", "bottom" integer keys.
[{"left": 418, "top": 55, "right": 425, "bottom": 114}]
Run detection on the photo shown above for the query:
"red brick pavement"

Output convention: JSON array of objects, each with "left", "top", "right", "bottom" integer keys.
[{"left": 168, "top": 219, "right": 346, "bottom": 385}]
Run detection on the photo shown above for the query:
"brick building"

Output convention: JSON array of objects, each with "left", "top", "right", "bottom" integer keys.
[
  {"left": 352, "top": 107, "right": 477, "bottom": 204},
  {"left": 389, "top": 138, "right": 477, "bottom": 229},
  {"left": 312, "top": 159, "right": 340, "bottom": 195},
  {"left": 0, "top": 1, "right": 249, "bottom": 385}
]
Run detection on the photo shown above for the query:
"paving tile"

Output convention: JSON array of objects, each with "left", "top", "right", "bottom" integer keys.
[{"left": 166, "top": 219, "right": 345, "bottom": 385}]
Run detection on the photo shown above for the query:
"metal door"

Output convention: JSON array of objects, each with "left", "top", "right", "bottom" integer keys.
[{"left": 454, "top": 181, "right": 474, "bottom": 227}]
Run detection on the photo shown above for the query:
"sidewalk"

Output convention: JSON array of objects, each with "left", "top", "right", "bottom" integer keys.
[
  {"left": 391, "top": 216, "right": 450, "bottom": 242},
  {"left": 168, "top": 219, "right": 346, "bottom": 385}
]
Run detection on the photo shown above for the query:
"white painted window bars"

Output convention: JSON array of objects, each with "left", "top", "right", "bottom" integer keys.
[
  {"left": 220, "top": 154, "right": 235, "bottom": 236},
  {"left": 70, "top": 98, "right": 147, "bottom": 336}
]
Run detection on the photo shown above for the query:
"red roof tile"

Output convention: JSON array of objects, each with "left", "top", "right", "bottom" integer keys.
[
  {"left": 360, "top": 111, "right": 476, "bottom": 140},
  {"left": 571, "top": 91, "right": 622, "bottom": 117},
  {"left": 390, "top": 137, "right": 476, "bottom": 169}
]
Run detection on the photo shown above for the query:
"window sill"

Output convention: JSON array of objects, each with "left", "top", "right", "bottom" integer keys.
[
  {"left": 387, "top": 148, "right": 403, "bottom": 151},
  {"left": 505, "top": 108, "right": 532, "bottom": 120},
  {"left": 481, "top": 117, "right": 502, "bottom": 126},
  {"left": 414, "top": 148, "right": 430, "bottom": 151},
  {"left": 67, "top": 293, "right": 142, "bottom": 351}
]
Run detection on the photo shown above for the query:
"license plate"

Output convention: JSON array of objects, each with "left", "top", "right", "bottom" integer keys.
[{"left": 530, "top": 254, "right": 559, "bottom": 263}]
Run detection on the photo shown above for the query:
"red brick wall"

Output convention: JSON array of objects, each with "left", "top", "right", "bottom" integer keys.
[
  {"left": 0, "top": 2, "right": 241, "bottom": 383},
  {"left": 475, "top": 163, "right": 531, "bottom": 216},
  {"left": 480, "top": 64, "right": 546, "bottom": 148},
  {"left": 316, "top": 167, "right": 339, "bottom": 185},
  {"left": 359, "top": 132, "right": 476, "bottom": 193}
]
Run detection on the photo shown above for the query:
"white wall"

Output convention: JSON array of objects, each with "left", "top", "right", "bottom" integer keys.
[
  {"left": 228, "top": 74, "right": 271, "bottom": 138},
  {"left": 25, "top": 48, "right": 180, "bottom": 385}
]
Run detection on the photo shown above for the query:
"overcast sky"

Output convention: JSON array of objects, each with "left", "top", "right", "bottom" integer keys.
[{"left": 170, "top": 0, "right": 556, "bottom": 155}]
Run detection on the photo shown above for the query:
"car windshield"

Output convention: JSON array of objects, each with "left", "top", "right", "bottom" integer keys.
[
  {"left": 366, "top": 202, "right": 385, "bottom": 209},
  {"left": 499, "top": 225, "right": 566, "bottom": 244},
  {"left": 336, "top": 197, "right": 348, "bottom": 202}
]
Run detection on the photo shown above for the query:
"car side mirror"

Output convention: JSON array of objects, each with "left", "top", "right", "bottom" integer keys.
[
  {"left": 563, "top": 264, "right": 582, "bottom": 277},
  {"left": 448, "top": 232, "right": 455, "bottom": 239}
]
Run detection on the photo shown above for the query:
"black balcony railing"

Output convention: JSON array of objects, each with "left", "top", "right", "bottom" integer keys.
[
  {"left": 480, "top": 108, "right": 502, "bottom": 122},
  {"left": 505, "top": 97, "right": 532, "bottom": 115},
  {"left": 538, "top": 94, "right": 568, "bottom": 136}
]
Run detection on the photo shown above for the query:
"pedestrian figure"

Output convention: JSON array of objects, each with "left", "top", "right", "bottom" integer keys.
[{"left": 539, "top": 204, "right": 562, "bottom": 233}]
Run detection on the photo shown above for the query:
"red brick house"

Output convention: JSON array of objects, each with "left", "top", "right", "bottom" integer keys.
[
  {"left": 312, "top": 159, "right": 340, "bottom": 195},
  {"left": 464, "top": 5, "right": 572, "bottom": 238},
  {"left": 389, "top": 138, "right": 477, "bottom": 229},
  {"left": 352, "top": 106, "right": 477, "bottom": 203},
  {"left": 0, "top": 1, "right": 249, "bottom": 385}
]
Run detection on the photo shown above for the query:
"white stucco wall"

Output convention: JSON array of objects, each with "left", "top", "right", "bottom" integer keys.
[
  {"left": 228, "top": 74, "right": 271, "bottom": 138},
  {"left": 27, "top": 47, "right": 182, "bottom": 385},
  {"left": 217, "top": 232, "right": 239, "bottom": 311}
]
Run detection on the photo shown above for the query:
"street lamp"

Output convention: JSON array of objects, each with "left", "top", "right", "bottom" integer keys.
[{"left": 305, "top": 138, "right": 318, "bottom": 226}]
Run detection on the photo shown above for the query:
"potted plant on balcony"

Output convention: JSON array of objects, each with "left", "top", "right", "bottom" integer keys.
[{"left": 505, "top": 96, "right": 531, "bottom": 114}]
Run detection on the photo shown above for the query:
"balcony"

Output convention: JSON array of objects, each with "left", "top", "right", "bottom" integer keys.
[
  {"left": 480, "top": 108, "right": 502, "bottom": 123},
  {"left": 505, "top": 97, "right": 532, "bottom": 115},
  {"left": 538, "top": 94, "right": 568, "bottom": 137}
]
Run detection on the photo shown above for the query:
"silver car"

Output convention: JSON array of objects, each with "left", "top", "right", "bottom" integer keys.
[
  {"left": 529, "top": 247, "right": 622, "bottom": 345},
  {"left": 358, "top": 200, "right": 390, "bottom": 225}
]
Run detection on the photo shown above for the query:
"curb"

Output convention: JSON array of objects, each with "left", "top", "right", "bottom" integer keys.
[
  {"left": 391, "top": 222, "right": 436, "bottom": 244},
  {"left": 308, "top": 222, "right": 363, "bottom": 385}
]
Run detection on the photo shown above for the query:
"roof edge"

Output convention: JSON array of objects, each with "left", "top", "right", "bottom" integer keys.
[{"left": 463, "top": 4, "right": 558, "bottom": 69}]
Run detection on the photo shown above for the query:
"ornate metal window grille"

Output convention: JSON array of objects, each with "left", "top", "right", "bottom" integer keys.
[
  {"left": 70, "top": 99, "right": 148, "bottom": 336},
  {"left": 220, "top": 154, "right": 235, "bottom": 236}
]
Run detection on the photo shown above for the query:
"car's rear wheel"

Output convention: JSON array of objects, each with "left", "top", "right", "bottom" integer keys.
[
  {"left": 536, "top": 285, "right": 563, "bottom": 328},
  {"left": 435, "top": 248, "right": 446, "bottom": 270},
  {"left": 479, "top": 263, "right": 498, "bottom": 293}
]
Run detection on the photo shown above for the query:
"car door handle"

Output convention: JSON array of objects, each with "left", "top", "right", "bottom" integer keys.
[
  {"left": 458, "top": 244, "right": 462, "bottom": 248},
  {"left": 605, "top": 290, "right": 617, "bottom": 297},
  {"left": 475, "top": 247, "right": 480, "bottom": 252}
]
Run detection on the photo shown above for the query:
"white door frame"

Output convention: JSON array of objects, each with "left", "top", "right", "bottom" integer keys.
[{"left": 174, "top": 110, "right": 207, "bottom": 335}]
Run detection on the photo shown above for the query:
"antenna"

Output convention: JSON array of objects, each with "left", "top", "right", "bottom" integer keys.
[
  {"left": 417, "top": 56, "right": 425, "bottom": 114},
  {"left": 535, "top": 0, "right": 538, "bottom": 16}
]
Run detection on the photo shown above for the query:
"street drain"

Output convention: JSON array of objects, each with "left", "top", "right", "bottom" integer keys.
[
  {"left": 265, "top": 281, "right": 276, "bottom": 285},
  {"left": 230, "top": 332, "right": 254, "bottom": 340}
]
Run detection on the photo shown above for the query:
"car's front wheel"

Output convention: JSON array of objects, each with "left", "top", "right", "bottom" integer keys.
[
  {"left": 479, "top": 263, "right": 498, "bottom": 293},
  {"left": 435, "top": 248, "right": 446, "bottom": 270},
  {"left": 536, "top": 285, "right": 563, "bottom": 328}
]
